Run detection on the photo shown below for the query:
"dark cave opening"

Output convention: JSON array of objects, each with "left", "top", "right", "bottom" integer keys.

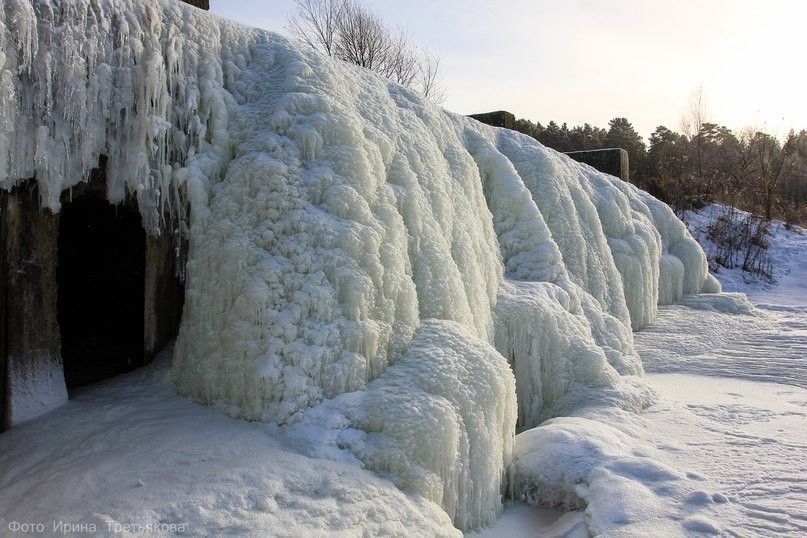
[{"left": 57, "top": 196, "right": 146, "bottom": 389}]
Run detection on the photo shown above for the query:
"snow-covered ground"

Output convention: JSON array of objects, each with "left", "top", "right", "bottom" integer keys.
[
  {"left": 635, "top": 206, "right": 807, "bottom": 536},
  {"left": 637, "top": 298, "right": 807, "bottom": 387},
  {"left": 478, "top": 372, "right": 807, "bottom": 537},
  {"left": 642, "top": 374, "right": 806, "bottom": 536}
]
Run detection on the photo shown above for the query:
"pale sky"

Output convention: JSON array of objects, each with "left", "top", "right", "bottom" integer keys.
[{"left": 210, "top": 0, "right": 807, "bottom": 140}]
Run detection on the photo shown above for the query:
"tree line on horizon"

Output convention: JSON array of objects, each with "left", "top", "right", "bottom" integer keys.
[{"left": 513, "top": 116, "right": 807, "bottom": 226}]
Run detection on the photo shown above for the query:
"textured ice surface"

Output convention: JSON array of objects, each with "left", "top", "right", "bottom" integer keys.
[
  {"left": 5, "top": 352, "right": 68, "bottom": 425},
  {"left": 0, "top": 0, "right": 724, "bottom": 530},
  {"left": 336, "top": 320, "right": 517, "bottom": 529}
]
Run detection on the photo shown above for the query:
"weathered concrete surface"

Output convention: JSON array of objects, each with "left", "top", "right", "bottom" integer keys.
[
  {"left": 1, "top": 184, "right": 66, "bottom": 429},
  {"left": 565, "top": 148, "right": 630, "bottom": 181},
  {"left": 144, "top": 233, "right": 185, "bottom": 362},
  {"left": 0, "top": 194, "right": 4, "bottom": 429},
  {"left": 469, "top": 111, "right": 516, "bottom": 130}
]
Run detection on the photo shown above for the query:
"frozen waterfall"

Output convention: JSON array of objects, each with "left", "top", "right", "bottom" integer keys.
[{"left": 0, "top": 0, "right": 721, "bottom": 530}]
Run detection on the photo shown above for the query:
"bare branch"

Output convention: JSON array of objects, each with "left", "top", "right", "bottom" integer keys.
[
  {"left": 286, "top": 0, "right": 444, "bottom": 102},
  {"left": 334, "top": 2, "right": 390, "bottom": 70},
  {"left": 418, "top": 51, "right": 444, "bottom": 103},
  {"left": 286, "top": 0, "right": 348, "bottom": 56}
]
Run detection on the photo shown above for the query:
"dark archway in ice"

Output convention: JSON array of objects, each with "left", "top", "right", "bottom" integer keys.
[{"left": 57, "top": 195, "right": 145, "bottom": 389}]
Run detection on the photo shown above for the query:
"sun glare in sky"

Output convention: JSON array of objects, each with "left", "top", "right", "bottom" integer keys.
[{"left": 210, "top": 0, "right": 807, "bottom": 138}]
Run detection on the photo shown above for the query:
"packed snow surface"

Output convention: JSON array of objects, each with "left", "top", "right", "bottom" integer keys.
[
  {"left": 644, "top": 373, "right": 807, "bottom": 537},
  {"left": 504, "top": 365, "right": 807, "bottom": 537},
  {"left": 1, "top": 0, "right": 728, "bottom": 531}
]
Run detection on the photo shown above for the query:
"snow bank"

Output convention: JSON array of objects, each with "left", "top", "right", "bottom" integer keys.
[
  {"left": 513, "top": 416, "right": 638, "bottom": 510},
  {"left": 0, "top": 0, "right": 726, "bottom": 530},
  {"left": 511, "top": 406, "right": 728, "bottom": 536}
]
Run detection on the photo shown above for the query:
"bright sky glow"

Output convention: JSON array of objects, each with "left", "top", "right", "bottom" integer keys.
[{"left": 210, "top": 0, "right": 807, "bottom": 139}]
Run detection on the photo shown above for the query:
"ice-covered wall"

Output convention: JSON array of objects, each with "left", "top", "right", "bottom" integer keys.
[
  {"left": 0, "top": 0, "right": 719, "bottom": 530},
  {"left": 0, "top": 0, "right": 236, "bottom": 233}
]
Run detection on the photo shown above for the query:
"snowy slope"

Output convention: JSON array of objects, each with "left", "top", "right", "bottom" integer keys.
[
  {"left": 684, "top": 203, "right": 807, "bottom": 307},
  {"left": 1, "top": 0, "right": 729, "bottom": 532}
]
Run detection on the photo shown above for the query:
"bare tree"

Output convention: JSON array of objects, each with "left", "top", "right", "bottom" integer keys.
[
  {"left": 287, "top": 0, "right": 347, "bottom": 56},
  {"left": 680, "top": 84, "right": 711, "bottom": 191},
  {"left": 334, "top": 2, "right": 389, "bottom": 69},
  {"left": 287, "top": 0, "right": 443, "bottom": 102},
  {"left": 418, "top": 51, "right": 444, "bottom": 103},
  {"left": 380, "top": 31, "right": 420, "bottom": 87}
]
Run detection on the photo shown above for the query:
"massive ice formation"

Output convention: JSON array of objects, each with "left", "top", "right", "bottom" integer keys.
[{"left": 0, "top": 0, "right": 720, "bottom": 530}]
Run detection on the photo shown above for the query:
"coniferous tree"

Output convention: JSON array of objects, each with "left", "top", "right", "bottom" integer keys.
[
  {"left": 568, "top": 123, "right": 607, "bottom": 151},
  {"left": 538, "top": 121, "right": 571, "bottom": 152},
  {"left": 605, "top": 117, "right": 646, "bottom": 180}
]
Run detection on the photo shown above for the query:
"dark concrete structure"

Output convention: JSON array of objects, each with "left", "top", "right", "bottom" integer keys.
[
  {"left": 0, "top": 0, "right": 200, "bottom": 432},
  {"left": 181, "top": 0, "right": 209, "bottom": 9},
  {"left": 0, "top": 184, "right": 61, "bottom": 430},
  {"left": 468, "top": 111, "right": 515, "bottom": 130},
  {"left": 564, "top": 148, "right": 630, "bottom": 182},
  {"left": 1, "top": 170, "right": 185, "bottom": 430}
]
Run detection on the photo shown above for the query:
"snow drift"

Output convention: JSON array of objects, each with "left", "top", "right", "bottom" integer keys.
[{"left": 1, "top": 0, "right": 721, "bottom": 530}]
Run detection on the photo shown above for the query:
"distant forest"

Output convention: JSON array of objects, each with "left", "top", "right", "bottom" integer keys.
[{"left": 514, "top": 117, "right": 807, "bottom": 226}]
